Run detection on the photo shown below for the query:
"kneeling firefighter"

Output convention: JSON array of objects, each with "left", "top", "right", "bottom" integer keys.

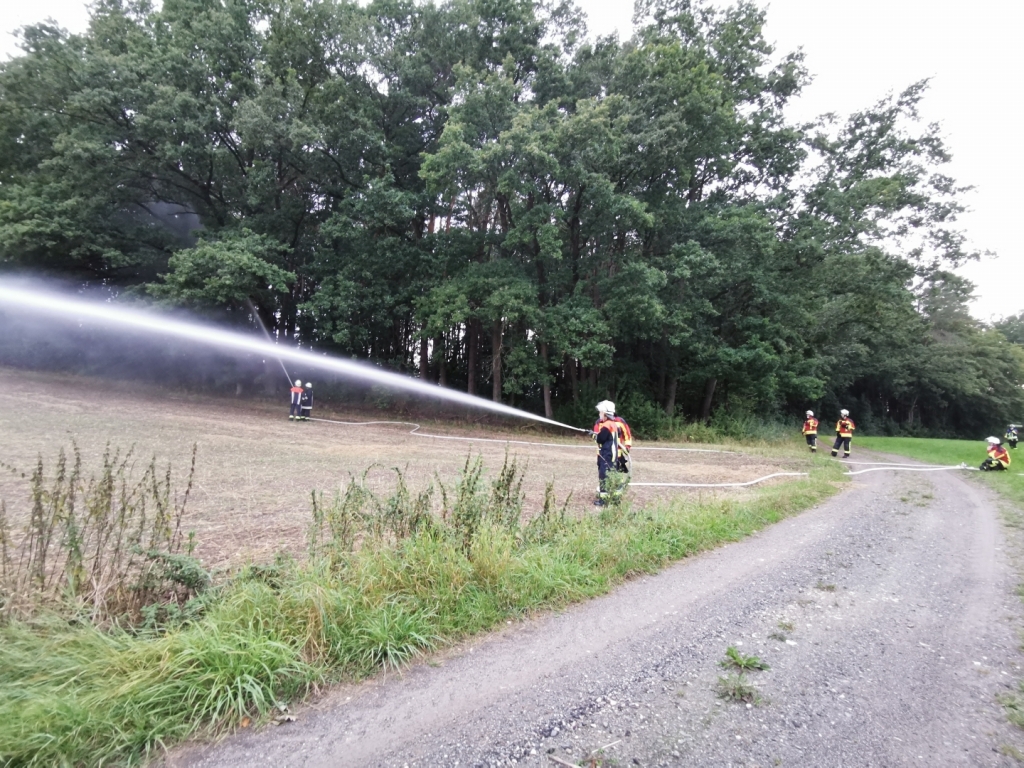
[
  {"left": 980, "top": 436, "right": 1011, "bottom": 471},
  {"left": 593, "top": 400, "right": 631, "bottom": 505}
]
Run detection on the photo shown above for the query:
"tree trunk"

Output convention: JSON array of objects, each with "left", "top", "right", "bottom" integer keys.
[
  {"left": 435, "top": 335, "right": 447, "bottom": 387},
  {"left": 664, "top": 376, "right": 678, "bottom": 417},
  {"left": 467, "top": 321, "right": 478, "bottom": 396},
  {"left": 491, "top": 318, "right": 503, "bottom": 403},
  {"left": 906, "top": 395, "right": 917, "bottom": 428},
  {"left": 420, "top": 334, "right": 430, "bottom": 380},
  {"left": 541, "top": 342, "right": 553, "bottom": 419},
  {"left": 568, "top": 358, "right": 579, "bottom": 403},
  {"left": 700, "top": 377, "right": 717, "bottom": 424}
]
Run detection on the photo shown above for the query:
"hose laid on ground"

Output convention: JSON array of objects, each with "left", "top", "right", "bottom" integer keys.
[{"left": 305, "top": 416, "right": 988, "bottom": 488}]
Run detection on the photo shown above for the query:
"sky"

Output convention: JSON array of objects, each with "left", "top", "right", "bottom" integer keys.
[{"left": 3, "top": 0, "right": 1021, "bottom": 320}]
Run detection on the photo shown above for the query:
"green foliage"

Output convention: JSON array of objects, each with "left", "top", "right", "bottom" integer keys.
[{"left": 1, "top": 0, "right": 1017, "bottom": 434}]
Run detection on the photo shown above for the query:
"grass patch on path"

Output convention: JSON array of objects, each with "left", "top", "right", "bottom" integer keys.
[
  {"left": 857, "top": 436, "right": 1024, "bottom": 507},
  {"left": 0, "top": 454, "right": 844, "bottom": 767}
]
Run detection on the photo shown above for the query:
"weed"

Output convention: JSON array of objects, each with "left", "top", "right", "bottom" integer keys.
[
  {"left": 0, "top": 442, "right": 201, "bottom": 624},
  {"left": 720, "top": 646, "right": 770, "bottom": 671},
  {"left": 716, "top": 673, "right": 761, "bottom": 704},
  {"left": 815, "top": 581, "right": 837, "bottom": 592},
  {"left": 768, "top": 631, "right": 787, "bottom": 642},
  {"left": 777, "top": 620, "right": 794, "bottom": 632}
]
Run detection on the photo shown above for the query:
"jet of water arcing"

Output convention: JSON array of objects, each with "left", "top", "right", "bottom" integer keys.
[{"left": 0, "top": 280, "right": 591, "bottom": 434}]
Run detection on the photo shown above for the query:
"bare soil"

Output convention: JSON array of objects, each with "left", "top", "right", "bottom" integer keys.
[{"left": 0, "top": 367, "right": 802, "bottom": 569}]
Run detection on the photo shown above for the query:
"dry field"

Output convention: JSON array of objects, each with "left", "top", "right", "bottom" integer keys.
[{"left": 0, "top": 367, "right": 805, "bottom": 568}]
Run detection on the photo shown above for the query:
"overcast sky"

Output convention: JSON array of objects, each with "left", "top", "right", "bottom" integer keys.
[{"left": 3, "top": 0, "right": 1020, "bottom": 320}]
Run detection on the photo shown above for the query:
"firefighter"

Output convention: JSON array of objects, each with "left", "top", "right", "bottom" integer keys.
[
  {"left": 831, "top": 409, "right": 855, "bottom": 458},
  {"left": 289, "top": 379, "right": 304, "bottom": 420},
  {"left": 1005, "top": 424, "right": 1019, "bottom": 449},
  {"left": 980, "top": 436, "right": 1011, "bottom": 471},
  {"left": 802, "top": 410, "right": 819, "bottom": 453},
  {"left": 300, "top": 382, "right": 314, "bottom": 421},
  {"left": 593, "top": 400, "right": 629, "bottom": 505}
]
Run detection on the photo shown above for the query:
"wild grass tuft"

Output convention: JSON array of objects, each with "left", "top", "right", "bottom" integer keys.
[{"left": 720, "top": 645, "right": 770, "bottom": 671}]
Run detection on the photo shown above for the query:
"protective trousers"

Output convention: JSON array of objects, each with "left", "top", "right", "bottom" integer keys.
[{"left": 831, "top": 435, "right": 851, "bottom": 457}]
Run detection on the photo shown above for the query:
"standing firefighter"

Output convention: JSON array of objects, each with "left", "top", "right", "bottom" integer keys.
[
  {"left": 831, "top": 409, "right": 855, "bottom": 458},
  {"left": 1005, "top": 424, "right": 1019, "bottom": 449},
  {"left": 802, "top": 410, "right": 819, "bottom": 453},
  {"left": 289, "top": 379, "right": 304, "bottom": 420},
  {"left": 300, "top": 382, "right": 314, "bottom": 421},
  {"left": 593, "top": 400, "right": 630, "bottom": 505},
  {"left": 981, "top": 436, "right": 1011, "bottom": 471}
]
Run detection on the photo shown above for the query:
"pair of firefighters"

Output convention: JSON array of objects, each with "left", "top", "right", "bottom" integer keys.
[
  {"left": 593, "top": 400, "right": 632, "bottom": 505},
  {"left": 801, "top": 410, "right": 855, "bottom": 458},
  {"left": 288, "top": 379, "right": 314, "bottom": 420}
]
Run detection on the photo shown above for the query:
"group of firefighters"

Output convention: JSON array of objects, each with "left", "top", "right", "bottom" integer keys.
[
  {"left": 800, "top": 409, "right": 1020, "bottom": 472},
  {"left": 284, "top": 384, "right": 1017, "bottom": 501}
]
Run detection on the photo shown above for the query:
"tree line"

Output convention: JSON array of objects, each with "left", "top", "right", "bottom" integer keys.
[{"left": 1, "top": 0, "right": 1021, "bottom": 436}]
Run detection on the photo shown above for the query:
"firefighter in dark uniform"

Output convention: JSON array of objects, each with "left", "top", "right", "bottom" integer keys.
[
  {"left": 289, "top": 379, "right": 304, "bottom": 420},
  {"left": 300, "top": 382, "right": 314, "bottom": 421},
  {"left": 831, "top": 409, "right": 855, "bottom": 458},
  {"left": 1005, "top": 425, "right": 1019, "bottom": 449},
  {"left": 981, "top": 436, "right": 1011, "bottom": 471},
  {"left": 802, "top": 410, "right": 819, "bottom": 453},
  {"left": 593, "top": 400, "right": 628, "bottom": 505}
]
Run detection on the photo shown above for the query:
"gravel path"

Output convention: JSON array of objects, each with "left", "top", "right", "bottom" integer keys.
[{"left": 177, "top": 460, "right": 1024, "bottom": 767}]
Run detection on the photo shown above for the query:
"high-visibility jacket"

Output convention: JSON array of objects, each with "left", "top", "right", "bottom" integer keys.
[
  {"left": 290, "top": 385, "right": 304, "bottom": 405},
  {"left": 802, "top": 418, "right": 818, "bottom": 435},
  {"left": 613, "top": 416, "right": 633, "bottom": 456},
  {"left": 988, "top": 444, "right": 1011, "bottom": 468},
  {"left": 835, "top": 418, "right": 855, "bottom": 438},
  {"left": 593, "top": 416, "right": 631, "bottom": 463},
  {"left": 1006, "top": 426, "right": 1019, "bottom": 442}
]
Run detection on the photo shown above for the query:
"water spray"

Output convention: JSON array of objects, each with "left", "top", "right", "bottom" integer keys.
[
  {"left": 246, "top": 298, "right": 292, "bottom": 386},
  {"left": 0, "top": 280, "right": 591, "bottom": 434}
]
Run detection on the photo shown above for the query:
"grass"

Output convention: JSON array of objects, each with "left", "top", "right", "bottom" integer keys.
[
  {"left": 0, "top": 449, "right": 844, "bottom": 766},
  {"left": 715, "top": 673, "right": 761, "bottom": 704}
]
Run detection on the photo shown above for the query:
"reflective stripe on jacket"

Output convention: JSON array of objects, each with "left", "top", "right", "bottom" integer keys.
[{"left": 802, "top": 418, "right": 818, "bottom": 435}]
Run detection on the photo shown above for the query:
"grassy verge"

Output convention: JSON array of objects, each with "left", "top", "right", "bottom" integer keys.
[
  {"left": 857, "top": 436, "right": 1024, "bottom": 507},
  {"left": 0, "top": 454, "right": 845, "bottom": 767}
]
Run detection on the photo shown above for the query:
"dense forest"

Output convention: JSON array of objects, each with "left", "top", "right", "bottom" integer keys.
[{"left": 1, "top": 0, "right": 1021, "bottom": 436}]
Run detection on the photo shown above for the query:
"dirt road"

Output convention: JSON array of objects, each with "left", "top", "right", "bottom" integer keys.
[{"left": 178, "top": 461, "right": 1024, "bottom": 767}]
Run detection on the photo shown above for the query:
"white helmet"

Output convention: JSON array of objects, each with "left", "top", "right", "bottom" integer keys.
[
  {"left": 294, "top": 379, "right": 302, "bottom": 387},
  {"left": 596, "top": 400, "right": 615, "bottom": 416},
  {"left": 806, "top": 410, "right": 814, "bottom": 417},
  {"left": 987, "top": 436, "right": 1002, "bottom": 445},
  {"left": 306, "top": 382, "right": 312, "bottom": 388},
  {"left": 840, "top": 409, "right": 849, "bottom": 417}
]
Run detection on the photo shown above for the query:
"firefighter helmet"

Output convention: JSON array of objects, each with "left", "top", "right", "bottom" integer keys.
[
  {"left": 840, "top": 409, "right": 849, "bottom": 417},
  {"left": 987, "top": 436, "right": 1002, "bottom": 445},
  {"left": 806, "top": 410, "right": 814, "bottom": 417},
  {"left": 294, "top": 379, "right": 302, "bottom": 387},
  {"left": 596, "top": 400, "right": 615, "bottom": 416}
]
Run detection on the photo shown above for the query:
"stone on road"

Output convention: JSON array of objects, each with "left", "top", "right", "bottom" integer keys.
[{"left": 177, "top": 461, "right": 1024, "bottom": 767}]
